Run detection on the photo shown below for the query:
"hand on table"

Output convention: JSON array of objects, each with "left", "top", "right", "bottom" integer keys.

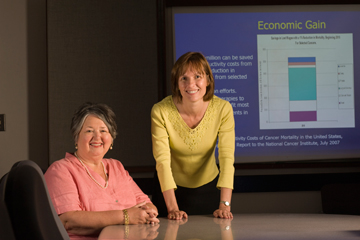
[
  {"left": 168, "top": 210, "right": 188, "bottom": 220},
  {"left": 213, "top": 208, "right": 233, "bottom": 219},
  {"left": 141, "top": 202, "right": 159, "bottom": 221},
  {"left": 127, "top": 201, "right": 160, "bottom": 225}
]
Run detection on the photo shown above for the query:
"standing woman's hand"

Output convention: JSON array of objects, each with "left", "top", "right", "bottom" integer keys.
[
  {"left": 213, "top": 208, "right": 233, "bottom": 219},
  {"left": 162, "top": 189, "right": 187, "bottom": 220},
  {"left": 214, "top": 188, "right": 233, "bottom": 219},
  {"left": 168, "top": 210, "right": 188, "bottom": 220}
]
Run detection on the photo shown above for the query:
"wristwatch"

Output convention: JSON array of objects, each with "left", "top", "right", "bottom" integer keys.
[{"left": 220, "top": 201, "right": 231, "bottom": 207}]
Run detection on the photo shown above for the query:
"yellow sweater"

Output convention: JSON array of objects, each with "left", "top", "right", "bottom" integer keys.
[{"left": 151, "top": 95, "right": 235, "bottom": 192}]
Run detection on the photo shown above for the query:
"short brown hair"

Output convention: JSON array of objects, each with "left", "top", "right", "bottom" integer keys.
[
  {"left": 70, "top": 102, "right": 117, "bottom": 143},
  {"left": 171, "top": 52, "right": 214, "bottom": 102}
]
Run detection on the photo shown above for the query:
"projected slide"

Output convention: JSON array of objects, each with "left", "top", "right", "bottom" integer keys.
[
  {"left": 173, "top": 8, "right": 360, "bottom": 162},
  {"left": 258, "top": 33, "right": 354, "bottom": 129}
]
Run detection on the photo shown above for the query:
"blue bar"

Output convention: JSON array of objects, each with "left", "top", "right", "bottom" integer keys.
[
  {"left": 289, "top": 68, "right": 317, "bottom": 101},
  {"left": 288, "top": 57, "right": 316, "bottom": 63}
]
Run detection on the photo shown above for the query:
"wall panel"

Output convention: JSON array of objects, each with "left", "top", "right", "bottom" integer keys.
[{"left": 47, "top": 0, "right": 158, "bottom": 167}]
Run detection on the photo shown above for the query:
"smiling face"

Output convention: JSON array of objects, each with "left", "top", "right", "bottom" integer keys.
[
  {"left": 178, "top": 67, "right": 209, "bottom": 104},
  {"left": 76, "top": 114, "right": 113, "bottom": 161}
]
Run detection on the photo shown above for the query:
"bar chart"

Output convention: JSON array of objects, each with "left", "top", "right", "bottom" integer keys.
[
  {"left": 257, "top": 34, "right": 354, "bottom": 129},
  {"left": 288, "top": 57, "right": 317, "bottom": 122}
]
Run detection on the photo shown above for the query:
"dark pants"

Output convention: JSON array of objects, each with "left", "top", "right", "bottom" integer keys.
[{"left": 152, "top": 172, "right": 220, "bottom": 217}]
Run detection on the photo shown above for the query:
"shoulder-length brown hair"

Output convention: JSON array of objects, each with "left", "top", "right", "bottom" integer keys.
[{"left": 171, "top": 52, "right": 214, "bottom": 102}]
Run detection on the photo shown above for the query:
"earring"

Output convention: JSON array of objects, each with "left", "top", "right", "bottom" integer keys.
[
  {"left": 75, "top": 144, "right": 78, "bottom": 149},
  {"left": 110, "top": 144, "right": 113, "bottom": 150}
]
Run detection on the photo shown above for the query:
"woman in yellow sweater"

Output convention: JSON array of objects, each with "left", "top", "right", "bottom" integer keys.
[{"left": 151, "top": 52, "right": 235, "bottom": 220}]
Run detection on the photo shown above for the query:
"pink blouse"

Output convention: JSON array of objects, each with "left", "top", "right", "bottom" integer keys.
[{"left": 44, "top": 152, "right": 151, "bottom": 215}]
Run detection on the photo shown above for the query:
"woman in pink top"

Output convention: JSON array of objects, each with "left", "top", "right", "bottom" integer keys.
[{"left": 45, "top": 102, "right": 159, "bottom": 239}]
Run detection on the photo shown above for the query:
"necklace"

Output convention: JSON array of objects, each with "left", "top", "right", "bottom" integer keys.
[{"left": 74, "top": 152, "right": 108, "bottom": 189}]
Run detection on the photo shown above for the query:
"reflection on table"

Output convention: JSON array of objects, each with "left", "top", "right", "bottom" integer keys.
[
  {"left": 98, "top": 224, "right": 160, "bottom": 240},
  {"left": 98, "top": 216, "right": 232, "bottom": 240},
  {"left": 98, "top": 214, "right": 360, "bottom": 240}
]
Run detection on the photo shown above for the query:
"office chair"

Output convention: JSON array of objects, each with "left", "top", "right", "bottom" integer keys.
[
  {"left": 0, "top": 172, "right": 8, "bottom": 200},
  {"left": 0, "top": 173, "right": 16, "bottom": 240},
  {"left": 4, "top": 160, "right": 70, "bottom": 240}
]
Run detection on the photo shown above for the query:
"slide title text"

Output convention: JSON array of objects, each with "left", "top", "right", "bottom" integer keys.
[{"left": 258, "top": 20, "right": 326, "bottom": 30}]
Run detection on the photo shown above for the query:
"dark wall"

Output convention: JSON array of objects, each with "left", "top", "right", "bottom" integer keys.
[
  {"left": 47, "top": 0, "right": 159, "bottom": 167},
  {"left": 28, "top": 0, "right": 48, "bottom": 171}
]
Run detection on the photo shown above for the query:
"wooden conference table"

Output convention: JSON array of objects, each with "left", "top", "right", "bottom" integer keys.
[{"left": 97, "top": 213, "right": 360, "bottom": 240}]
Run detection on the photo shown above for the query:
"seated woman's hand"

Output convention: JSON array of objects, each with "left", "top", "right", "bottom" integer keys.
[
  {"left": 127, "top": 202, "right": 160, "bottom": 225},
  {"left": 140, "top": 202, "right": 158, "bottom": 219},
  {"left": 168, "top": 210, "right": 188, "bottom": 220}
]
